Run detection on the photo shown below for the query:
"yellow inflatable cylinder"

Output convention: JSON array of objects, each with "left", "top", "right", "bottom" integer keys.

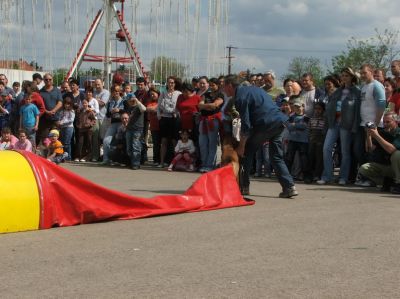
[{"left": 0, "top": 151, "right": 40, "bottom": 233}]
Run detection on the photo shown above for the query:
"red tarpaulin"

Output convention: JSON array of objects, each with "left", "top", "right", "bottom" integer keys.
[{"left": 21, "top": 151, "right": 254, "bottom": 229}]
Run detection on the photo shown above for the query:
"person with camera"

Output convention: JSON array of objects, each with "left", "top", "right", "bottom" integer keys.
[{"left": 358, "top": 111, "right": 400, "bottom": 194}]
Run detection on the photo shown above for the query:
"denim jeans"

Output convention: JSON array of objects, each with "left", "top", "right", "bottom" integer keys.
[
  {"left": 243, "top": 125, "right": 294, "bottom": 190},
  {"left": 255, "top": 143, "right": 272, "bottom": 176},
  {"left": 24, "top": 126, "right": 36, "bottom": 149},
  {"left": 60, "top": 126, "right": 74, "bottom": 160},
  {"left": 321, "top": 122, "right": 353, "bottom": 182},
  {"left": 103, "top": 122, "right": 121, "bottom": 162},
  {"left": 285, "top": 141, "right": 310, "bottom": 179},
  {"left": 126, "top": 130, "right": 142, "bottom": 167},
  {"left": 199, "top": 118, "right": 219, "bottom": 169}
]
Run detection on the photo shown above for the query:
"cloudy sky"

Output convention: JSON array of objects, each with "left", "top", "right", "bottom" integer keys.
[{"left": 1, "top": 0, "right": 400, "bottom": 80}]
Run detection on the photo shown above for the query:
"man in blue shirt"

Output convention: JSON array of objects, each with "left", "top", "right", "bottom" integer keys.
[
  {"left": 39, "top": 73, "right": 63, "bottom": 144},
  {"left": 224, "top": 75, "right": 298, "bottom": 198}
]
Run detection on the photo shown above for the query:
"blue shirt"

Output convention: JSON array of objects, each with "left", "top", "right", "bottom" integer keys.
[
  {"left": 40, "top": 86, "right": 62, "bottom": 120},
  {"left": 20, "top": 103, "right": 40, "bottom": 128},
  {"left": 235, "top": 86, "right": 288, "bottom": 136}
]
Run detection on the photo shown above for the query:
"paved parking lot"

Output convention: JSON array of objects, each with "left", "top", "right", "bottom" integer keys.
[{"left": 1, "top": 163, "right": 400, "bottom": 298}]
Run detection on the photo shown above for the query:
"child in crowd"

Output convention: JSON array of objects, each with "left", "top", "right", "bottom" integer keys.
[
  {"left": 146, "top": 88, "right": 161, "bottom": 166},
  {"left": 0, "top": 127, "right": 18, "bottom": 150},
  {"left": 308, "top": 102, "right": 326, "bottom": 181},
  {"left": 125, "top": 94, "right": 146, "bottom": 170},
  {"left": 19, "top": 94, "right": 40, "bottom": 150},
  {"left": 13, "top": 129, "right": 33, "bottom": 152},
  {"left": 285, "top": 98, "right": 311, "bottom": 183},
  {"left": 74, "top": 98, "right": 96, "bottom": 162},
  {"left": 47, "top": 129, "right": 67, "bottom": 164},
  {"left": 58, "top": 96, "right": 75, "bottom": 160},
  {"left": 168, "top": 129, "right": 196, "bottom": 172}
]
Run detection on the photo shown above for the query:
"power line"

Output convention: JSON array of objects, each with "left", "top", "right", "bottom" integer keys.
[
  {"left": 226, "top": 45, "right": 237, "bottom": 75},
  {"left": 237, "top": 46, "right": 342, "bottom": 54}
]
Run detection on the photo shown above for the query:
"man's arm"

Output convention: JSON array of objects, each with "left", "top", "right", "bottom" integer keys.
[
  {"left": 369, "top": 128, "right": 397, "bottom": 154},
  {"left": 374, "top": 82, "right": 386, "bottom": 125}
]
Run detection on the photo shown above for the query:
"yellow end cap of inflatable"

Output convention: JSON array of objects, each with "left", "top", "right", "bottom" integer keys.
[{"left": 0, "top": 151, "right": 40, "bottom": 233}]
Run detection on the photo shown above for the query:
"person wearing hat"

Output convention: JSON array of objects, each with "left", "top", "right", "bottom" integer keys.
[
  {"left": 46, "top": 129, "right": 68, "bottom": 164},
  {"left": 318, "top": 67, "right": 361, "bottom": 185},
  {"left": 285, "top": 96, "right": 312, "bottom": 184}
]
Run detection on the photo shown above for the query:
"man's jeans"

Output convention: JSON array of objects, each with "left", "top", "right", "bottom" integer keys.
[
  {"left": 243, "top": 125, "right": 294, "bottom": 190},
  {"left": 126, "top": 130, "right": 142, "bottom": 167},
  {"left": 103, "top": 122, "right": 121, "bottom": 162},
  {"left": 359, "top": 150, "right": 400, "bottom": 185}
]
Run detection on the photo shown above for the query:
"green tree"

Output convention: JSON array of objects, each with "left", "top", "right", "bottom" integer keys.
[
  {"left": 282, "top": 56, "right": 325, "bottom": 86},
  {"left": 331, "top": 29, "right": 400, "bottom": 73},
  {"left": 52, "top": 68, "right": 68, "bottom": 86},
  {"left": 150, "top": 56, "right": 186, "bottom": 83}
]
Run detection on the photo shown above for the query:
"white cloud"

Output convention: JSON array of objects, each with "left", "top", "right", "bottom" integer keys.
[{"left": 273, "top": 2, "right": 309, "bottom": 16}]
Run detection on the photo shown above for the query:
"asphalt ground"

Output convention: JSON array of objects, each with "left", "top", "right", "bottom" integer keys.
[{"left": 1, "top": 162, "right": 400, "bottom": 298}]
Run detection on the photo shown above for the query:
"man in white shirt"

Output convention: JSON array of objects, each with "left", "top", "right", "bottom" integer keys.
[{"left": 354, "top": 64, "right": 386, "bottom": 179}]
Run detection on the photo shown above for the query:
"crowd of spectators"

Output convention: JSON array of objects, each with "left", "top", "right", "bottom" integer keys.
[{"left": 1, "top": 60, "right": 400, "bottom": 195}]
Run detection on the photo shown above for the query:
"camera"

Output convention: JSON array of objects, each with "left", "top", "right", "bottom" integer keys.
[{"left": 365, "top": 122, "right": 376, "bottom": 129}]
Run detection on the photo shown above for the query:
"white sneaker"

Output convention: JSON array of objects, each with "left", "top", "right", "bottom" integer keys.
[
  {"left": 354, "top": 179, "right": 364, "bottom": 186},
  {"left": 167, "top": 164, "right": 173, "bottom": 171},
  {"left": 80, "top": 159, "right": 86, "bottom": 162},
  {"left": 74, "top": 158, "right": 79, "bottom": 162},
  {"left": 360, "top": 180, "right": 375, "bottom": 187},
  {"left": 317, "top": 179, "right": 328, "bottom": 185},
  {"left": 338, "top": 179, "right": 346, "bottom": 185}
]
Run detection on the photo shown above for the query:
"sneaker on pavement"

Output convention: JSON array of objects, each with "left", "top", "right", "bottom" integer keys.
[
  {"left": 360, "top": 180, "right": 375, "bottom": 187},
  {"left": 316, "top": 179, "right": 328, "bottom": 185},
  {"left": 167, "top": 164, "right": 173, "bottom": 171},
  {"left": 80, "top": 158, "right": 86, "bottom": 162},
  {"left": 74, "top": 158, "right": 79, "bottom": 162},
  {"left": 390, "top": 183, "right": 400, "bottom": 194},
  {"left": 279, "top": 186, "right": 299, "bottom": 198},
  {"left": 338, "top": 179, "right": 346, "bottom": 185}
]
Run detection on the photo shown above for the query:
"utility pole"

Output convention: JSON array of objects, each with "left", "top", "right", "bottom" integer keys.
[{"left": 226, "top": 45, "right": 237, "bottom": 75}]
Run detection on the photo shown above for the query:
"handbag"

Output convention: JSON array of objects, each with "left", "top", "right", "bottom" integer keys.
[{"left": 232, "top": 118, "right": 241, "bottom": 142}]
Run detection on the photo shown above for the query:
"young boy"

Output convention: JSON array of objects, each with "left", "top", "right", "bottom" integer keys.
[
  {"left": 124, "top": 94, "right": 146, "bottom": 170},
  {"left": 19, "top": 94, "right": 40, "bottom": 149},
  {"left": 308, "top": 102, "right": 326, "bottom": 181},
  {"left": 47, "top": 129, "right": 68, "bottom": 164},
  {"left": 285, "top": 98, "right": 311, "bottom": 183}
]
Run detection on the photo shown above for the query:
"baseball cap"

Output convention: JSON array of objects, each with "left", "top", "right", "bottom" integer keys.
[
  {"left": 48, "top": 129, "right": 59, "bottom": 137},
  {"left": 293, "top": 98, "right": 304, "bottom": 107}
]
